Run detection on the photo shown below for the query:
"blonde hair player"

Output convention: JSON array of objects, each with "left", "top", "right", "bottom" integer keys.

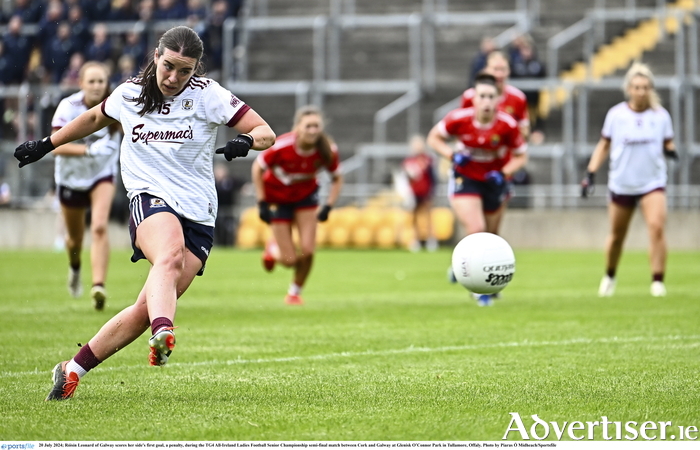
[{"left": 581, "top": 62, "right": 677, "bottom": 298}]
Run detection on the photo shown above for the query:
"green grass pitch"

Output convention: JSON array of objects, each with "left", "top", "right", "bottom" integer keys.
[{"left": 0, "top": 247, "right": 698, "bottom": 441}]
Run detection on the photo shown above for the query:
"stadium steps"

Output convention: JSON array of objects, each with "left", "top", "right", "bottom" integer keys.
[{"left": 545, "top": 0, "right": 695, "bottom": 116}]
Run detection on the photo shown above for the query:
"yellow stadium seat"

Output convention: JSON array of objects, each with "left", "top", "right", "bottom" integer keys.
[
  {"left": 382, "top": 207, "right": 408, "bottom": 228},
  {"left": 538, "top": 89, "right": 551, "bottom": 119},
  {"left": 338, "top": 206, "right": 361, "bottom": 229},
  {"left": 360, "top": 207, "right": 384, "bottom": 230},
  {"left": 375, "top": 225, "right": 398, "bottom": 249},
  {"left": 398, "top": 227, "right": 416, "bottom": 249},
  {"left": 351, "top": 226, "right": 374, "bottom": 248},
  {"left": 316, "top": 222, "right": 328, "bottom": 246},
  {"left": 328, "top": 226, "right": 350, "bottom": 248},
  {"left": 260, "top": 226, "right": 273, "bottom": 244},
  {"left": 236, "top": 225, "right": 260, "bottom": 249},
  {"left": 432, "top": 207, "right": 455, "bottom": 241}
]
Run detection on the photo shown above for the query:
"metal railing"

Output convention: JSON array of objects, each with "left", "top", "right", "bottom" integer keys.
[{"left": 3, "top": 1, "right": 700, "bottom": 209}]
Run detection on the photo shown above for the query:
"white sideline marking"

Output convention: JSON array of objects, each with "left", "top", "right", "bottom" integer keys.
[{"left": 4, "top": 334, "right": 700, "bottom": 378}]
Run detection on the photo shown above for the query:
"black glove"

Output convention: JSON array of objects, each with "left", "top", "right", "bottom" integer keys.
[
  {"left": 317, "top": 204, "right": 332, "bottom": 222},
  {"left": 215, "top": 133, "right": 253, "bottom": 161},
  {"left": 14, "top": 136, "right": 55, "bottom": 168},
  {"left": 663, "top": 149, "right": 678, "bottom": 160},
  {"left": 581, "top": 171, "right": 595, "bottom": 198},
  {"left": 258, "top": 200, "right": 271, "bottom": 224}
]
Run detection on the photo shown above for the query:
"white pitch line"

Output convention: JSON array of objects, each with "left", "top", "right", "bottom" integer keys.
[{"left": 3, "top": 334, "right": 700, "bottom": 378}]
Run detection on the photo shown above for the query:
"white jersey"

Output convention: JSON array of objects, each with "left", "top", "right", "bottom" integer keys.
[
  {"left": 602, "top": 102, "right": 674, "bottom": 195},
  {"left": 52, "top": 91, "right": 120, "bottom": 190},
  {"left": 103, "top": 76, "right": 250, "bottom": 226}
]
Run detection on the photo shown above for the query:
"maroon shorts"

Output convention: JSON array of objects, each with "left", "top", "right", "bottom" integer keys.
[
  {"left": 610, "top": 187, "right": 665, "bottom": 208},
  {"left": 57, "top": 175, "right": 114, "bottom": 208}
]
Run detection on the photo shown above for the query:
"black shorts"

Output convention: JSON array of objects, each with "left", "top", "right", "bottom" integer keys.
[
  {"left": 128, "top": 193, "right": 214, "bottom": 276},
  {"left": 449, "top": 172, "right": 512, "bottom": 212},
  {"left": 269, "top": 189, "right": 319, "bottom": 223},
  {"left": 57, "top": 175, "right": 114, "bottom": 209},
  {"left": 610, "top": 187, "right": 665, "bottom": 208}
]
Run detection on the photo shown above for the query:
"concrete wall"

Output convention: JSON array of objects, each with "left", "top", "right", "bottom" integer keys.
[
  {"left": 1, "top": 208, "right": 698, "bottom": 250},
  {"left": 500, "top": 210, "right": 700, "bottom": 250}
]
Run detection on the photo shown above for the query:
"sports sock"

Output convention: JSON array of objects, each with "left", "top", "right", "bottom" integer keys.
[
  {"left": 151, "top": 317, "right": 174, "bottom": 335},
  {"left": 288, "top": 283, "right": 302, "bottom": 296},
  {"left": 606, "top": 268, "right": 616, "bottom": 279},
  {"left": 652, "top": 273, "right": 664, "bottom": 282},
  {"left": 70, "top": 262, "right": 81, "bottom": 272},
  {"left": 68, "top": 343, "right": 101, "bottom": 378}
]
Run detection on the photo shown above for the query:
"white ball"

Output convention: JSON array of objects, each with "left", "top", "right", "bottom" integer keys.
[{"left": 451, "top": 232, "right": 516, "bottom": 294}]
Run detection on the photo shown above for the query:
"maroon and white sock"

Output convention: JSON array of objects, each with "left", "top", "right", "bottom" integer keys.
[{"left": 151, "top": 317, "right": 174, "bottom": 335}]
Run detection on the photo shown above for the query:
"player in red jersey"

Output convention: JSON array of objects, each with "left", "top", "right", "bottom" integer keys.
[
  {"left": 428, "top": 73, "right": 528, "bottom": 306},
  {"left": 461, "top": 51, "right": 530, "bottom": 140},
  {"left": 402, "top": 135, "right": 438, "bottom": 252},
  {"left": 252, "top": 105, "right": 343, "bottom": 305}
]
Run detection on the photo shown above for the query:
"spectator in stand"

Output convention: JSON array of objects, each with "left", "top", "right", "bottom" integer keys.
[
  {"left": 85, "top": 0, "right": 112, "bottom": 22},
  {"left": 468, "top": 36, "right": 496, "bottom": 88},
  {"left": 38, "top": 0, "right": 66, "bottom": 75},
  {"left": 213, "top": 162, "right": 245, "bottom": 246},
  {"left": 509, "top": 35, "right": 547, "bottom": 144},
  {"left": 196, "top": 0, "right": 228, "bottom": 79},
  {"left": 111, "top": 53, "right": 138, "bottom": 88},
  {"left": 138, "top": 0, "right": 156, "bottom": 22},
  {"left": 0, "top": 15, "right": 32, "bottom": 85},
  {"left": 67, "top": 6, "right": 92, "bottom": 55},
  {"left": 187, "top": 0, "right": 208, "bottom": 21},
  {"left": 153, "top": 0, "right": 188, "bottom": 20},
  {"left": 86, "top": 23, "right": 113, "bottom": 63},
  {"left": 108, "top": 0, "right": 139, "bottom": 21},
  {"left": 13, "top": 0, "right": 43, "bottom": 24},
  {"left": 46, "top": 22, "right": 78, "bottom": 84},
  {"left": 227, "top": 0, "right": 244, "bottom": 17},
  {"left": 122, "top": 28, "right": 147, "bottom": 68},
  {"left": 60, "top": 52, "right": 86, "bottom": 90}
]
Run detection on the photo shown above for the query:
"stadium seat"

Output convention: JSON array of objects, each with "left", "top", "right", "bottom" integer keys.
[
  {"left": 316, "top": 222, "right": 328, "bottom": 246},
  {"left": 375, "top": 225, "right": 398, "bottom": 249},
  {"left": 360, "top": 208, "right": 384, "bottom": 230},
  {"left": 432, "top": 207, "right": 455, "bottom": 241},
  {"left": 328, "top": 226, "right": 350, "bottom": 248},
  {"left": 236, "top": 226, "right": 260, "bottom": 249},
  {"left": 351, "top": 225, "right": 374, "bottom": 248}
]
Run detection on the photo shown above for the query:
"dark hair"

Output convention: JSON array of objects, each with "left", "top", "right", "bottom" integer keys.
[
  {"left": 293, "top": 105, "right": 333, "bottom": 166},
  {"left": 473, "top": 72, "right": 498, "bottom": 89},
  {"left": 135, "top": 26, "right": 205, "bottom": 116}
]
